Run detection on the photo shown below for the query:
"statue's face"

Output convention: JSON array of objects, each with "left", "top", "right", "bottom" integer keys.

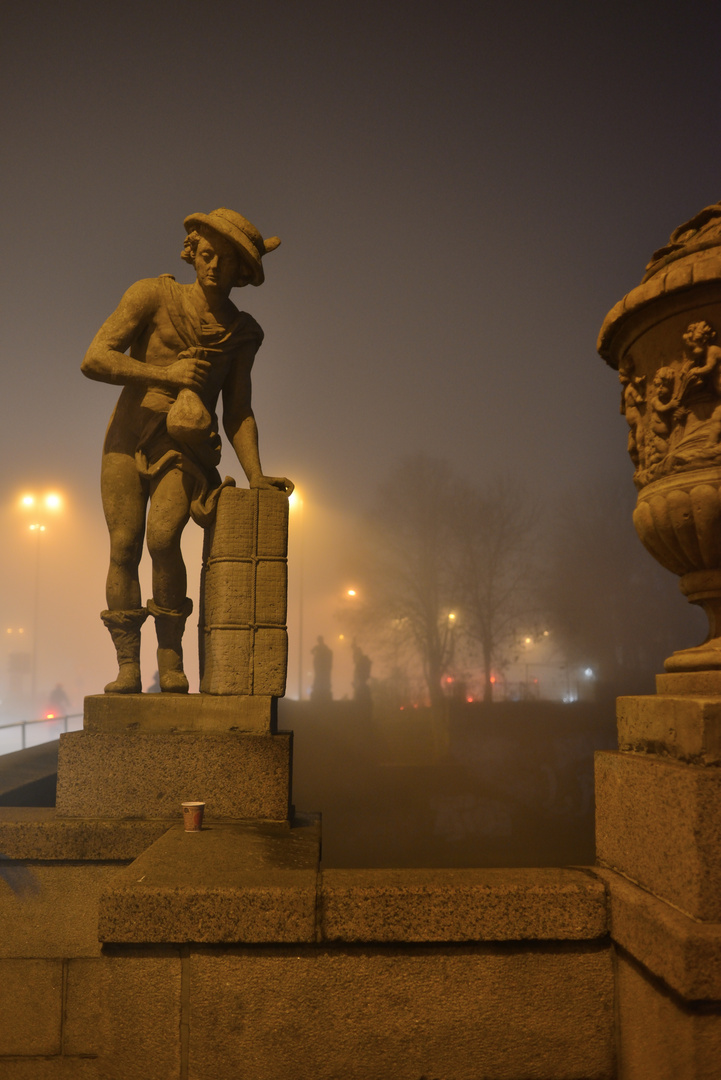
[{"left": 194, "top": 231, "right": 246, "bottom": 292}]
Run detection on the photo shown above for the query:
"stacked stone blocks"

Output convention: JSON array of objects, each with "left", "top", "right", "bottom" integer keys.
[
  {"left": 595, "top": 675, "right": 721, "bottom": 1078},
  {"left": 199, "top": 486, "right": 288, "bottom": 696}
]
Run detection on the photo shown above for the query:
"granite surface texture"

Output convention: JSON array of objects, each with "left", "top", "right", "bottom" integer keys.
[
  {"left": 615, "top": 949, "right": 721, "bottom": 1080},
  {"left": 617, "top": 694, "right": 721, "bottom": 764},
  {"left": 593, "top": 866, "right": 721, "bottom": 1000},
  {"left": 188, "top": 946, "right": 615, "bottom": 1080},
  {"left": 595, "top": 749, "right": 721, "bottom": 921},
  {"left": 0, "top": 959, "right": 63, "bottom": 1055},
  {"left": 64, "top": 954, "right": 181, "bottom": 1073},
  {"left": 0, "top": 862, "right": 124, "bottom": 959},
  {"left": 84, "top": 692, "right": 277, "bottom": 734},
  {"left": 0, "top": 807, "right": 172, "bottom": 860},
  {"left": 55, "top": 730, "right": 292, "bottom": 820},
  {"left": 99, "top": 817, "right": 321, "bottom": 943},
  {"left": 320, "top": 866, "right": 607, "bottom": 943}
]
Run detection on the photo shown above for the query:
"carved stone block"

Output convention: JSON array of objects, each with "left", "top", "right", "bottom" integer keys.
[
  {"left": 55, "top": 731, "right": 293, "bottom": 820},
  {"left": 199, "top": 487, "right": 288, "bottom": 695},
  {"left": 83, "top": 693, "right": 277, "bottom": 734},
  {"left": 595, "top": 748, "right": 721, "bottom": 921}
]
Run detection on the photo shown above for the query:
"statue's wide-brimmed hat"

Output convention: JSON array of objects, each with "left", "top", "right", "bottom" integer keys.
[{"left": 183, "top": 208, "right": 280, "bottom": 286}]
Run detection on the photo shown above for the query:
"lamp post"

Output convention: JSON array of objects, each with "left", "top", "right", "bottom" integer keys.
[
  {"left": 288, "top": 490, "right": 305, "bottom": 700},
  {"left": 18, "top": 492, "right": 63, "bottom": 711}
]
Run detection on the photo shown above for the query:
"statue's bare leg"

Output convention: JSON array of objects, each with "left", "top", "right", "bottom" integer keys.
[
  {"left": 100, "top": 452, "right": 148, "bottom": 692},
  {"left": 146, "top": 468, "right": 194, "bottom": 692}
]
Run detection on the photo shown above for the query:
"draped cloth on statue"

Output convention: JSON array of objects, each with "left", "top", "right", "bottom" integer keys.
[{"left": 134, "top": 275, "right": 264, "bottom": 527}]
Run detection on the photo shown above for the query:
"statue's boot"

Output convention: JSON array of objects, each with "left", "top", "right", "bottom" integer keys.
[
  {"left": 100, "top": 608, "right": 148, "bottom": 693},
  {"left": 147, "top": 597, "right": 193, "bottom": 693}
]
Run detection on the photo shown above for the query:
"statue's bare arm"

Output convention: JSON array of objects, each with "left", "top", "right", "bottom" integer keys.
[
  {"left": 222, "top": 346, "right": 293, "bottom": 494},
  {"left": 81, "top": 279, "right": 209, "bottom": 391}
]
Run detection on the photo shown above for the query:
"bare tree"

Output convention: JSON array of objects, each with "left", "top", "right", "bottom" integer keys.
[
  {"left": 452, "top": 477, "right": 536, "bottom": 702},
  {"left": 341, "top": 455, "right": 458, "bottom": 708},
  {"left": 541, "top": 471, "right": 705, "bottom": 696}
]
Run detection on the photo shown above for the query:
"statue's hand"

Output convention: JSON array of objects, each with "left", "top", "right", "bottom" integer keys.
[
  {"left": 250, "top": 475, "right": 295, "bottom": 495},
  {"left": 166, "top": 350, "right": 212, "bottom": 391}
]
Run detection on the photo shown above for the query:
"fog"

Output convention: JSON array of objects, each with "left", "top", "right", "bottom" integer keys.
[{"left": 2, "top": 1, "right": 720, "bottom": 858}]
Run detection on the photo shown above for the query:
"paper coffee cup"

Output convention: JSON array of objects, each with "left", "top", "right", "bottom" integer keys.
[{"left": 181, "top": 801, "right": 205, "bottom": 831}]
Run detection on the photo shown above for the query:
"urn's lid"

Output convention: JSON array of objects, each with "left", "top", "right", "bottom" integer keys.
[{"left": 598, "top": 200, "right": 721, "bottom": 366}]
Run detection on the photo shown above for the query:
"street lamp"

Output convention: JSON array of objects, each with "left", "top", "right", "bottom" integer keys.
[
  {"left": 18, "top": 491, "right": 64, "bottom": 709},
  {"left": 288, "top": 490, "right": 305, "bottom": 700}
]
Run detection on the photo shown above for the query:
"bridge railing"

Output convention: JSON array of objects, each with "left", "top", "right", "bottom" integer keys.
[{"left": 0, "top": 713, "right": 83, "bottom": 752}]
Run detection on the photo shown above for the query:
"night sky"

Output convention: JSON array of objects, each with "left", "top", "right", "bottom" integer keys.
[{"left": 3, "top": 0, "right": 721, "bottom": 705}]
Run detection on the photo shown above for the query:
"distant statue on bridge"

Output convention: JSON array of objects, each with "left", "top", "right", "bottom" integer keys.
[
  {"left": 351, "top": 640, "right": 372, "bottom": 712},
  {"left": 311, "top": 636, "right": 333, "bottom": 703}
]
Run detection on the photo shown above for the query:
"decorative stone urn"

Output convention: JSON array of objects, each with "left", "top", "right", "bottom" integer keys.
[{"left": 599, "top": 200, "right": 721, "bottom": 671}]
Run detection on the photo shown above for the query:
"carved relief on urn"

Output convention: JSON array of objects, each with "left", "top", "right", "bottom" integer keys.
[{"left": 599, "top": 201, "right": 721, "bottom": 671}]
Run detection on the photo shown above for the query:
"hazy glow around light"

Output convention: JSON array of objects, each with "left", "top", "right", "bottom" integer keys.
[
  {"left": 19, "top": 491, "right": 64, "bottom": 512},
  {"left": 288, "top": 490, "right": 302, "bottom": 510},
  {"left": 347, "top": 589, "right": 357, "bottom": 597}
]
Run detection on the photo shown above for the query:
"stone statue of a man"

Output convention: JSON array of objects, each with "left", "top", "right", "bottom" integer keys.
[{"left": 82, "top": 208, "right": 292, "bottom": 694}]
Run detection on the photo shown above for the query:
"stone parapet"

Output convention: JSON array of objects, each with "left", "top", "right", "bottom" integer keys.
[
  {"left": 319, "top": 866, "right": 607, "bottom": 944},
  {"left": 55, "top": 730, "right": 293, "bottom": 821},
  {"left": 595, "top": 684, "right": 721, "bottom": 1078},
  {"left": 592, "top": 867, "right": 721, "bottom": 1001},
  {"left": 595, "top": 748, "right": 721, "bottom": 921},
  {"left": 187, "top": 945, "right": 614, "bottom": 1080},
  {"left": 98, "top": 816, "right": 321, "bottom": 944},
  {"left": 97, "top": 830, "right": 607, "bottom": 946},
  {"left": 0, "top": 836, "right": 615, "bottom": 1080},
  {"left": 614, "top": 950, "right": 721, "bottom": 1080},
  {"left": 0, "top": 862, "right": 122, "bottom": 960},
  {"left": 617, "top": 693, "right": 721, "bottom": 764},
  {"left": 0, "top": 807, "right": 172, "bottom": 860}
]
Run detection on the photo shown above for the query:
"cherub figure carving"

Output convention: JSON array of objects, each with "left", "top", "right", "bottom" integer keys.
[
  {"left": 656, "top": 321, "right": 721, "bottom": 472},
  {"left": 645, "top": 366, "right": 678, "bottom": 468},
  {"left": 678, "top": 321, "right": 721, "bottom": 393},
  {"left": 619, "top": 361, "right": 646, "bottom": 469}
]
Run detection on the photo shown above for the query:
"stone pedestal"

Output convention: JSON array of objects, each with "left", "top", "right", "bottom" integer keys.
[
  {"left": 595, "top": 681, "right": 721, "bottom": 1078},
  {"left": 57, "top": 730, "right": 292, "bottom": 820},
  {"left": 55, "top": 695, "right": 293, "bottom": 821}
]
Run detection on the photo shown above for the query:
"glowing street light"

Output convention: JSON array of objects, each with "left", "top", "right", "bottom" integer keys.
[
  {"left": 289, "top": 489, "right": 305, "bottom": 700},
  {"left": 17, "top": 490, "right": 66, "bottom": 708}
]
